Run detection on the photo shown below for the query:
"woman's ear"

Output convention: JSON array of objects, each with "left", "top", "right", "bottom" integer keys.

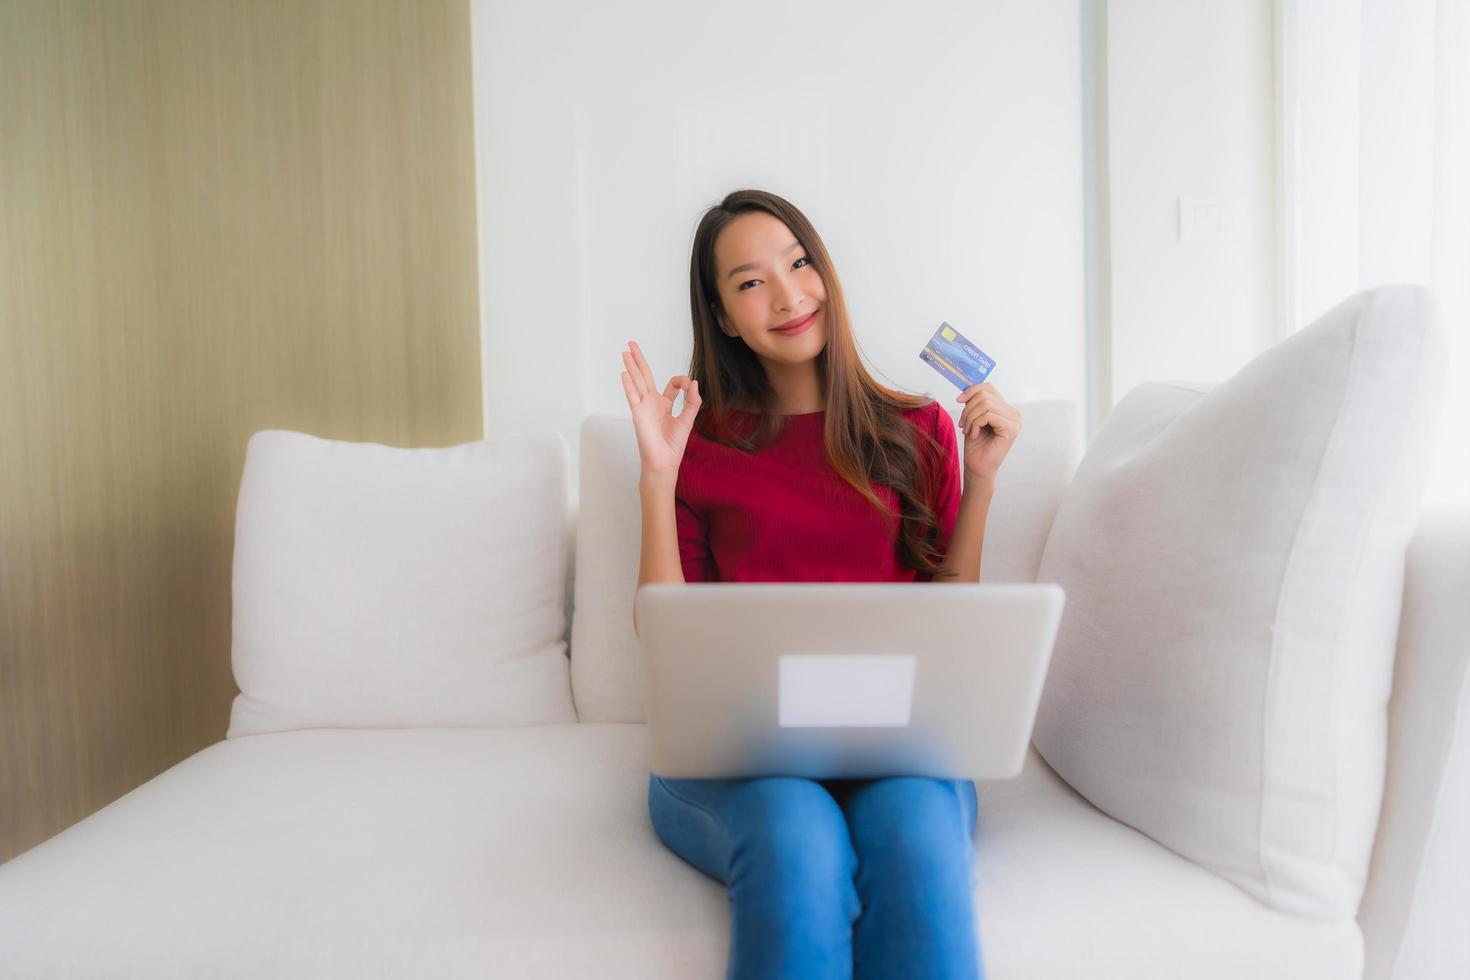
[{"left": 712, "top": 304, "right": 735, "bottom": 338}]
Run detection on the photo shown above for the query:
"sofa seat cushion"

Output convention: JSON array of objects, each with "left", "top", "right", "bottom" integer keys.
[{"left": 0, "top": 725, "right": 1360, "bottom": 979}]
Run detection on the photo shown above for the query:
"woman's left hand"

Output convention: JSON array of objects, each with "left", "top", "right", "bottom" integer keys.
[{"left": 956, "top": 382, "right": 1022, "bottom": 482}]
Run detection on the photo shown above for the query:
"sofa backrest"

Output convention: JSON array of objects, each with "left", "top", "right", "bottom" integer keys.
[{"left": 566, "top": 398, "right": 1085, "bottom": 723}]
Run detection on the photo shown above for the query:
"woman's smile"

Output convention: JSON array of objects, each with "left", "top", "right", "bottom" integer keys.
[{"left": 771, "top": 310, "right": 818, "bottom": 336}]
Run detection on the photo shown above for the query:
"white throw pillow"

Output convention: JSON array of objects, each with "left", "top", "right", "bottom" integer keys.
[
  {"left": 227, "top": 429, "right": 577, "bottom": 737},
  {"left": 1032, "top": 284, "right": 1447, "bottom": 919}
]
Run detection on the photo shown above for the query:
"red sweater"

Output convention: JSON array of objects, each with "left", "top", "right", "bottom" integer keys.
[{"left": 675, "top": 400, "right": 962, "bottom": 583}]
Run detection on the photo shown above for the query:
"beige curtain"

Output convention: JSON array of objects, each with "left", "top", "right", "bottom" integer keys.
[{"left": 0, "top": 0, "right": 482, "bottom": 863}]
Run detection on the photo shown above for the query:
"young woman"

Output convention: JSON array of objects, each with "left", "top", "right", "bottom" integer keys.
[{"left": 619, "top": 188, "right": 1022, "bottom": 980}]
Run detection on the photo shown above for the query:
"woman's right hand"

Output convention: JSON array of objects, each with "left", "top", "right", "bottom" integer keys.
[{"left": 620, "top": 340, "right": 701, "bottom": 478}]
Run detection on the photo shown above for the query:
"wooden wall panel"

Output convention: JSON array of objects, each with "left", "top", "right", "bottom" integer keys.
[{"left": 0, "top": 0, "right": 482, "bottom": 863}]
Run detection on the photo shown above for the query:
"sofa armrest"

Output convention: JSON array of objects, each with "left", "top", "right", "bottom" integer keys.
[
  {"left": 1359, "top": 502, "right": 1470, "bottom": 980},
  {"left": 564, "top": 498, "right": 578, "bottom": 660}
]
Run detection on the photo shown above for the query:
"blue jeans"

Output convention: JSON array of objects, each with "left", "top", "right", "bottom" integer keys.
[{"left": 648, "top": 773, "right": 984, "bottom": 980}]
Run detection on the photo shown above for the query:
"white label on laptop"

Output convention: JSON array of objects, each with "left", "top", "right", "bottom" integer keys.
[{"left": 778, "top": 654, "right": 917, "bottom": 727}]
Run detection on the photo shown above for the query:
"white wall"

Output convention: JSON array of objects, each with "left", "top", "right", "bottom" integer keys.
[
  {"left": 1293, "top": 0, "right": 1362, "bottom": 329},
  {"left": 470, "top": 0, "right": 1086, "bottom": 501},
  {"left": 1102, "top": 0, "right": 1278, "bottom": 400},
  {"left": 1293, "top": 0, "right": 1470, "bottom": 506},
  {"left": 1098, "top": 0, "right": 1467, "bottom": 506}
]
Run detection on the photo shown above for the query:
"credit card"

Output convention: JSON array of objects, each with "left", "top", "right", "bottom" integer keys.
[{"left": 919, "top": 321, "right": 995, "bottom": 391}]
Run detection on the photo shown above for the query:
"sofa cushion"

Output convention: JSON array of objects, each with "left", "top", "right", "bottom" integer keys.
[
  {"left": 570, "top": 398, "right": 1084, "bottom": 723},
  {"left": 227, "top": 429, "right": 576, "bottom": 737},
  {"left": 1032, "top": 284, "right": 1448, "bottom": 919},
  {"left": 0, "top": 725, "right": 1361, "bottom": 978}
]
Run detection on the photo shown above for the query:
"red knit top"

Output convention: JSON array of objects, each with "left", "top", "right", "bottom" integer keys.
[{"left": 674, "top": 400, "right": 963, "bottom": 583}]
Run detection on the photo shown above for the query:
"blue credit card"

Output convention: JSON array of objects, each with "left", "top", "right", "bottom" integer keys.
[{"left": 919, "top": 321, "right": 995, "bottom": 391}]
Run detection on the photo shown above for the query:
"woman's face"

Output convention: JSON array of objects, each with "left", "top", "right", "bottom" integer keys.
[{"left": 711, "top": 211, "right": 828, "bottom": 363}]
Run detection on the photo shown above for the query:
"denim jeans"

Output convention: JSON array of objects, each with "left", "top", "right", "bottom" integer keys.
[{"left": 648, "top": 772, "right": 984, "bottom": 980}]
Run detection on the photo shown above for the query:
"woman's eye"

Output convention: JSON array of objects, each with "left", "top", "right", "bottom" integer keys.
[{"left": 737, "top": 256, "right": 811, "bottom": 291}]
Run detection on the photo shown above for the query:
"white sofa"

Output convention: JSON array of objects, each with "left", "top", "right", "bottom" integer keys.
[{"left": 0, "top": 285, "right": 1465, "bottom": 979}]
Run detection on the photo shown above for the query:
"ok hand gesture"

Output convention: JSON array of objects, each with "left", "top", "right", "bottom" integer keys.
[{"left": 621, "top": 340, "right": 701, "bottom": 479}]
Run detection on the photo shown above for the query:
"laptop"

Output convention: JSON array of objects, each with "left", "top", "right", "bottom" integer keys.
[{"left": 635, "top": 582, "right": 1066, "bottom": 781}]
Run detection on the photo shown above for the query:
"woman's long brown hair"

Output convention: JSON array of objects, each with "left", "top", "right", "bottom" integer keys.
[{"left": 687, "top": 188, "right": 953, "bottom": 579}]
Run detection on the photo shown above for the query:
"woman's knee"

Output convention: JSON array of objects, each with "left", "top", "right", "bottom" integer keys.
[
  {"left": 726, "top": 777, "right": 857, "bottom": 879},
  {"left": 845, "top": 777, "right": 977, "bottom": 866}
]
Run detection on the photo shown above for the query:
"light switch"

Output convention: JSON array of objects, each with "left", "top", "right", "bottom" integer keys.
[{"left": 1179, "top": 195, "right": 1248, "bottom": 243}]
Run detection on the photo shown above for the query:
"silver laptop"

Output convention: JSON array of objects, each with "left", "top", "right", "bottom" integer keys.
[{"left": 635, "top": 582, "right": 1066, "bottom": 781}]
